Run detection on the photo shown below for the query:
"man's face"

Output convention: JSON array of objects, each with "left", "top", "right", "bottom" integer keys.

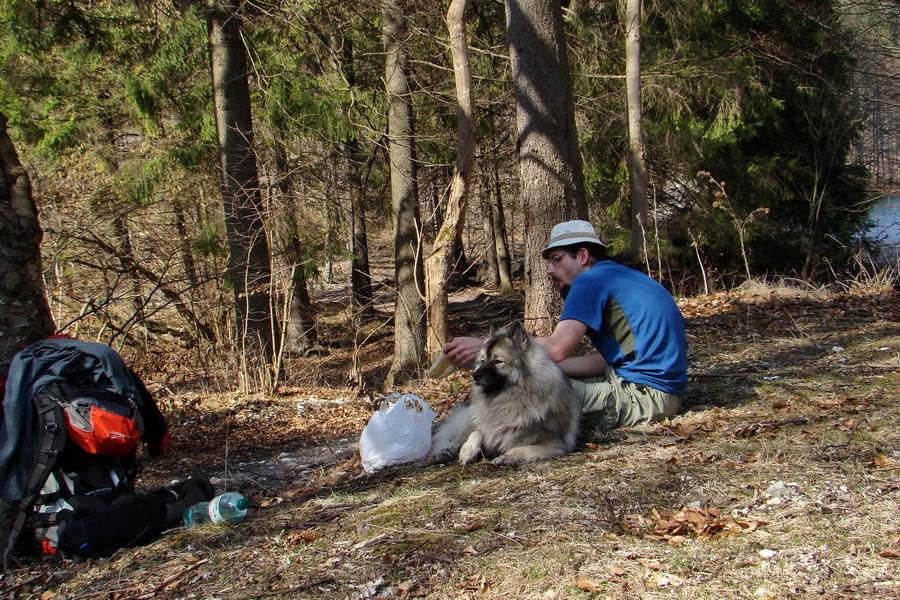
[{"left": 545, "top": 250, "right": 584, "bottom": 293}]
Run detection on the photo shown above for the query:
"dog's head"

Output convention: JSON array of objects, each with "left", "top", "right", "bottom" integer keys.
[{"left": 472, "top": 321, "right": 529, "bottom": 393}]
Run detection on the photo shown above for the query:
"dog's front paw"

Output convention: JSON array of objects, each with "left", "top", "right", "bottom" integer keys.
[
  {"left": 490, "top": 453, "right": 520, "bottom": 467},
  {"left": 458, "top": 441, "right": 482, "bottom": 465},
  {"left": 491, "top": 444, "right": 563, "bottom": 465},
  {"left": 429, "top": 447, "right": 459, "bottom": 463}
]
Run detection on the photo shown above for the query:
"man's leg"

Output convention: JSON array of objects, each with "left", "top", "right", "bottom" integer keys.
[
  {"left": 570, "top": 366, "right": 681, "bottom": 430},
  {"left": 568, "top": 374, "right": 619, "bottom": 430},
  {"left": 616, "top": 384, "right": 681, "bottom": 427}
]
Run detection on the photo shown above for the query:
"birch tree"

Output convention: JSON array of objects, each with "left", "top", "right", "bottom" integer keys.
[{"left": 424, "top": 0, "right": 475, "bottom": 356}]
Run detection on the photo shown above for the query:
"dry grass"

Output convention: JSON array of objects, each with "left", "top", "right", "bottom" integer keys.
[{"left": 3, "top": 284, "right": 900, "bottom": 600}]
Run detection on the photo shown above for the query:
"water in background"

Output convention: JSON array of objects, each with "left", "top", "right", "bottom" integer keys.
[{"left": 865, "top": 196, "right": 900, "bottom": 263}]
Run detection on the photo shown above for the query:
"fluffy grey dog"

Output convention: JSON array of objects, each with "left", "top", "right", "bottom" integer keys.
[{"left": 430, "top": 321, "right": 581, "bottom": 466}]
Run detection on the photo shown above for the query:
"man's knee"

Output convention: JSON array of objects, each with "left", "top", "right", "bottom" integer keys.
[{"left": 618, "top": 387, "right": 680, "bottom": 427}]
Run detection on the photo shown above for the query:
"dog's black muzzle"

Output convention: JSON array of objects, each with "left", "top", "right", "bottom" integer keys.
[{"left": 473, "top": 364, "right": 506, "bottom": 393}]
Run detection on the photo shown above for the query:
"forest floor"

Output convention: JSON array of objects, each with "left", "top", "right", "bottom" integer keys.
[{"left": 3, "top": 275, "right": 900, "bottom": 600}]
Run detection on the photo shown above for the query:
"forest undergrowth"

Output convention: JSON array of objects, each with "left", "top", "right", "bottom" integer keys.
[{"left": 3, "top": 277, "right": 900, "bottom": 600}]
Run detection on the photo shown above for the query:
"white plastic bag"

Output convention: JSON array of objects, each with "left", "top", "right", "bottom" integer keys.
[{"left": 359, "top": 393, "right": 436, "bottom": 473}]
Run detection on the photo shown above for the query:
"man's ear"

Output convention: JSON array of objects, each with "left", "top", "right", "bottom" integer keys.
[{"left": 577, "top": 247, "right": 591, "bottom": 265}]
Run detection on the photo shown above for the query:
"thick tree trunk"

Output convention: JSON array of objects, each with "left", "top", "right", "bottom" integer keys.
[
  {"left": 0, "top": 113, "right": 56, "bottom": 375},
  {"left": 505, "top": 0, "right": 586, "bottom": 335},
  {"left": 207, "top": 1, "right": 278, "bottom": 389},
  {"left": 425, "top": 0, "right": 475, "bottom": 356},
  {"left": 0, "top": 112, "right": 56, "bottom": 544},
  {"left": 626, "top": 0, "right": 649, "bottom": 265},
  {"left": 383, "top": 0, "right": 426, "bottom": 387}
]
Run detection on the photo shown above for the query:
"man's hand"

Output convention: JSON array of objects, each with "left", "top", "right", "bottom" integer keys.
[{"left": 443, "top": 336, "right": 483, "bottom": 369}]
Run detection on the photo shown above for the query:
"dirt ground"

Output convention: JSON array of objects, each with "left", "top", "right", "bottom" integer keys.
[{"left": 2, "top": 280, "right": 899, "bottom": 599}]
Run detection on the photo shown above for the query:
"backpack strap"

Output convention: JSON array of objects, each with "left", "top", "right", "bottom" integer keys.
[{"left": 2, "top": 391, "right": 67, "bottom": 571}]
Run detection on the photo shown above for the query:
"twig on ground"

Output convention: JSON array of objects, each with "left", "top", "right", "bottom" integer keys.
[
  {"left": 145, "top": 558, "right": 209, "bottom": 598},
  {"left": 252, "top": 577, "right": 337, "bottom": 597}
]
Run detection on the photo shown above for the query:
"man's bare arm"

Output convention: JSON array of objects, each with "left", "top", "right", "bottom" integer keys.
[
  {"left": 535, "top": 319, "right": 588, "bottom": 363},
  {"left": 558, "top": 353, "right": 607, "bottom": 377}
]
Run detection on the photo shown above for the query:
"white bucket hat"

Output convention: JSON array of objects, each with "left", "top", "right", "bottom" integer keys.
[{"left": 541, "top": 220, "right": 606, "bottom": 258}]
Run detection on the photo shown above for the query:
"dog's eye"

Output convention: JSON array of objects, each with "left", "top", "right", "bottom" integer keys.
[{"left": 494, "top": 359, "right": 505, "bottom": 365}]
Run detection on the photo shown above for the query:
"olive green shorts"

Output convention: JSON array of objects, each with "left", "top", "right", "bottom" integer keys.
[{"left": 569, "top": 365, "right": 681, "bottom": 430}]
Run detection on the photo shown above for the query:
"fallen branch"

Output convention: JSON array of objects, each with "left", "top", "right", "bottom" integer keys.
[
  {"left": 251, "top": 577, "right": 336, "bottom": 598},
  {"left": 146, "top": 558, "right": 209, "bottom": 597}
]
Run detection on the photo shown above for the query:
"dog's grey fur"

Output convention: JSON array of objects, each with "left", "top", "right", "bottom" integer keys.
[{"left": 430, "top": 321, "right": 581, "bottom": 466}]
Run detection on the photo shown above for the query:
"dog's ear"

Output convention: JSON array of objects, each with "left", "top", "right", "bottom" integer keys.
[
  {"left": 506, "top": 320, "right": 529, "bottom": 350},
  {"left": 487, "top": 320, "right": 505, "bottom": 338}
]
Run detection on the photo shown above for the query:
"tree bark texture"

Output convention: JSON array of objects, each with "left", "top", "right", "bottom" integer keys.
[
  {"left": 504, "top": 0, "right": 587, "bottom": 335},
  {"left": 269, "top": 135, "right": 317, "bottom": 355},
  {"left": 207, "top": 1, "right": 278, "bottom": 384},
  {"left": 384, "top": 0, "right": 426, "bottom": 387},
  {"left": 0, "top": 112, "right": 55, "bottom": 376},
  {"left": 425, "top": 0, "right": 475, "bottom": 355},
  {"left": 625, "top": 0, "right": 649, "bottom": 264},
  {"left": 286, "top": 253, "right": 317, "bottom": 355}
]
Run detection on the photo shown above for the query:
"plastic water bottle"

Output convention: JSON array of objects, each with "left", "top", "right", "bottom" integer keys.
[
  {"left": 183, "top": 493, "right": 250, "bottom": 527},
  {"left": 183, "top": 501, "right": 211, "bottom": 527},
  {"left": 208, "top": 492, "right": 250, "bottom": 525}
]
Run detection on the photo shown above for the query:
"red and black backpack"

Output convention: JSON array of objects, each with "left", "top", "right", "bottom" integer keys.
[{"left": 0, "top": 338, "right": 188, "bottom": 568}]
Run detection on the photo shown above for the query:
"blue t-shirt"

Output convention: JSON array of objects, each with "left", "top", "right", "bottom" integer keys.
[{"left": 560, "top": 261, "right": 688, "bottom": 395}]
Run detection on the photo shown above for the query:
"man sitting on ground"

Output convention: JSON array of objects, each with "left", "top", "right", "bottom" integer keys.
[{"left": 443, "top": 220, "right": 688, "bottom": 430}]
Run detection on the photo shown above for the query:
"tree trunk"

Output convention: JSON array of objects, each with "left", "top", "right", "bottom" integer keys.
[
  {"left": 102, "top": 122, "right": 146, "bottom": 329},
  {"left": 171, "top": 196, "right": 213, "bottom": 343},
  {"left": 207, "top": 1, "right": 278, "bottom": 390},
  {"left": 111, "top": 214, "right": 147, "bottom": 329},
  {"left": 625, "top": 0, "right": 649, "bottom": 265},
  {"left": 1, "top": 113, "right": 52, "bottom": 588},
  {"left": 268, "top": 130, "right": 317, "bottom": 356},
  {"left": 324, "top": 176, "right": 336, "bottom": 284},
  {"left": 504, "top": 0, "right": 587, "bottom": 335},
  {"left": 285, "top": 238, "right": 317, "bottom": 356},
  {"left": 338, "top": 41, "right": 375, "bottom": 321},
  {"left": 425, "top": 0, "right": 475, "bottom": 356},
  {"left": 383, "top": 0, "right": 426, "bottom": 387},
  {"left": 173, "top": 196, "right": 199, "bottom": 287},
  {"left": 346, "top": 143, "right": 374, "bottom": 319},
  {"left": 0, "top": 112, "right": 56, "bottom": 375},
  {"left": 480, "top": 189, "right": 501, "bottom": 288},
  {"left": 489, "top": 165, "right": 515, "bottom": 294},
  {"left": 280, "top": 205, "right": 317, "bottom": 356}
]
